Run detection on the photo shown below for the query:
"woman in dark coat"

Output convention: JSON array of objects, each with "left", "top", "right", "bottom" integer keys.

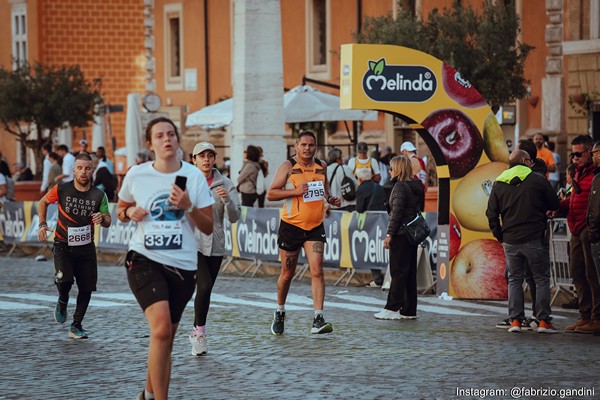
[{"left": 374, "top": 155, "right": 424, "bottom": 320}]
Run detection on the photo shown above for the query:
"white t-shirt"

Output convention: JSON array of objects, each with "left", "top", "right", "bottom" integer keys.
[
  {"left": 40, "top": 155, "right": 52, "bottom": 192},
  {"left": 61, "top": 153, "right": 75, "bottom": 182},
  {"left": 118, "top": 161, "right": 214, "bottom": 271},
  {"left": 348, "top": 156, "right": 381, "bottom": 178}
]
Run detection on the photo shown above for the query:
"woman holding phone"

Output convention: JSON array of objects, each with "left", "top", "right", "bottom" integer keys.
[
  {"left": 188, "top": 142, "right": 241, "bottom": 356},
  {"left": 117, "top": 117, "right": 214, "bottom": 400}
]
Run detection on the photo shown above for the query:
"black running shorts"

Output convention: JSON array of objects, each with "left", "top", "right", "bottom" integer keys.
[
  {"left": 277, "top": 220, "right": 326, "bottom": 252},
  {"left": 125, "top": 250, "right": 196, "bottom": 324},
  {"left": 53, "top": 241, "right": 98, "bottom": 292}
]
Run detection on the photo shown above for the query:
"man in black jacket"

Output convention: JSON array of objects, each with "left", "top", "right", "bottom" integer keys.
[
  {"left": 487, "top": 150, "right": 560, "bottom": 333},
  {"left": 355, "top": 167, "right": 386, "bottom": 287},
  {"left": 355, "top": 168, "right": 386, "bottom": 213}
]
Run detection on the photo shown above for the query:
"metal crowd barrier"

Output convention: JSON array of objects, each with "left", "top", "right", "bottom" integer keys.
[{"left": 548, "top": 218, "right": 576, "bottom": 305}]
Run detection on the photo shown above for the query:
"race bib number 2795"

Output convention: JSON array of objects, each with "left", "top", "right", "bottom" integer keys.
[{"left": 303, "top": 181, "right": 325, "bottom": 203}]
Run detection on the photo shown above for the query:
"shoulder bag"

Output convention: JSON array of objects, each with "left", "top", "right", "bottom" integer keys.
[{"left": 401, "top": 182, "right": 430, "bottom": 245}]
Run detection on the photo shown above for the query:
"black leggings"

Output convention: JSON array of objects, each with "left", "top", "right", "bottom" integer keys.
[
  {"left": 56, "top": 281, "right": 91, "bottom": 325},
  {"left": 194, "top": 253, "right": 224, "bottom": 327}
]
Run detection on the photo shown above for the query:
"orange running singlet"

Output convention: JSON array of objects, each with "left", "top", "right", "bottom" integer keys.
[{"left": 280, "top": 157, "right": 327, "bottom": 231}]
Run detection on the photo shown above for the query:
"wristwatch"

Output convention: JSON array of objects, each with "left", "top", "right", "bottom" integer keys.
[{"left": 186, "top": 205, "right": 194, "bottom": 214}]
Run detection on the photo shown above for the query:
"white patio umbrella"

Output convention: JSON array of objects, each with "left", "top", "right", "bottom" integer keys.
[
  {"left": 185, "top": 84, "right": 377, "bottom": 128},
  {"left": 124, "top": 94, "right": 143, "bottom": 168},
  {"left": 283, "top": 84, "right": 377, "bottom": 123},
  {"left": 185, "top": 97, "right": 233, "bottom": 129}
]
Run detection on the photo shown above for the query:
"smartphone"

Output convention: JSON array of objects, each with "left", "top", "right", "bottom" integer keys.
[{"left": 174, "top": 175, "right": 187, "bottom": 191}]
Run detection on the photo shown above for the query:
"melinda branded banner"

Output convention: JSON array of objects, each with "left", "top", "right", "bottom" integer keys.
[
  {"left": 1, "top": 203, "right": 439, "bottom": 272},
  {"left": 341, "top": 44, "right": 509, "bottom": 299},
  {"left": 223, "top": 208, "right": 438, "bottom": 271}
]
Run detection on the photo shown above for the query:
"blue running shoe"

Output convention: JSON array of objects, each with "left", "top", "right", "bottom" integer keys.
[
  {"left": 54, "top": 301, "right": 67, "bottom": 324},
  {"left": 69, "top": 322, "right": 88, "bottom": 339}
]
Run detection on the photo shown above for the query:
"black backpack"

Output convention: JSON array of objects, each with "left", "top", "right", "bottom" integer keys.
[{"left": 331, "top": 164, "right": 356, "bottom": 201}]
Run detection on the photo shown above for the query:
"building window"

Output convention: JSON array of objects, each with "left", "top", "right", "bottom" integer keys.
[
  {"left": 164, "top": 3, "right": 183, "bottom": 90},
  {"left": 394, "top": 0, "right": 416, "bottom": 18},
  {"left": 11, "top": 3, "right": 27, "bottom": 69},
  {"left": 306, "top": 0, "right": 330, "bottom": 78},
  {"left": 563, "top": 0, "right": 600, "bottom": 55}
]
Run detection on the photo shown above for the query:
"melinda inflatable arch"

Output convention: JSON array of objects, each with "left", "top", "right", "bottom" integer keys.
[{"left": 340, "top": 44, "right": 511, "bottom": 300}]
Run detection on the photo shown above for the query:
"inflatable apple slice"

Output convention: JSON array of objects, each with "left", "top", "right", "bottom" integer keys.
[{"left": 442, "top": 64, "right": 487, "bottom": 108}]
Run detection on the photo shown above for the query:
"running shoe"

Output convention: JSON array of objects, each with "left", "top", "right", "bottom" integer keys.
[
  {"left": 508, "top": 319, "right": 522, "bottom": 333},
  {"left": 69, "top": 322, "right": 88, "bottom": 339},
  {"left": 54, "top": 300, "right": 67, "bottom": 324},
  {"left": 311, "top": 314, "right": 333, "bottom": 334},
  {"left": 271, "top": 310, "right": 285, "bottom": 335},
  {"left": 189, "top": 330, "right": 208, "bottom": 356},
  {"left": 537, "top": 320, "right": 558, "bottom": 334},
  {"left": 495, "top": 318, "right": 510, "bottom": 329},
  {"left": 373, "top": 309, "right": 401, "bottom": 320}
]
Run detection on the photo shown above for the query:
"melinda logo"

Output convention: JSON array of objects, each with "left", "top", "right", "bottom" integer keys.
[{"left": 362, "top": 58, "right": 437, "bottom": 102}]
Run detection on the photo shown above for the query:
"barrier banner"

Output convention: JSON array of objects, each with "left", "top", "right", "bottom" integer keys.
[
  {"left": 347, "top": 211, "right": 389, "bottom": 270},
  {"left": 0, "top": 202, "right": 27, "bottom": 243},
  {"left": 1, "top": 202, "right": 440, "bottom": 273},
  {"left": 24, "top": 201, "right": 59, "bottom": 243},
  {"left": 227, "top": 207, "right": 280, "bottom": 261},
  {"left": 98, "top": 203, "right": 138, "bottom": 250}
]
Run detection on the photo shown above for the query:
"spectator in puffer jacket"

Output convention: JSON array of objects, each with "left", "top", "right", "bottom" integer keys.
[{"left": 554, "top": 134, "right": 600, "bottom": 334}]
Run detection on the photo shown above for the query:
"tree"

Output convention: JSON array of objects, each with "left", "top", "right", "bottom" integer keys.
[
  {"left": 0, "top": 62, "right": 100, "bottom": 178},
  {"left": 355, "top": 0, "right": 533, "bottom": 112}
]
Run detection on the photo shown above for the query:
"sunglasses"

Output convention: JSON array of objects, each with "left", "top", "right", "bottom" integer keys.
[{"left": 570, "top": 148, "right": 590, "bottom": 158}]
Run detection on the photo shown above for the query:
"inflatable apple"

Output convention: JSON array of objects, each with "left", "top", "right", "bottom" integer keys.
[
  {"left": 451, "top": 162, "right": 508, "bottom": 232},
  {"left": 441, "top": 64, "right": 487, "bottom": 108},
  {"left": 450, "top": 239, "right": 507, "bottom": 299},
  {"left": 483, "top": 112, "right": 509, "bottom": 164},
  {"left": 421, "top": 109, "right": 483, "bottom": 179}
]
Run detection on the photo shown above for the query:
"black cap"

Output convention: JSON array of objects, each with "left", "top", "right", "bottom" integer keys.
[{"left": 357, "top": 142, "right": 368, "bottom": 152}]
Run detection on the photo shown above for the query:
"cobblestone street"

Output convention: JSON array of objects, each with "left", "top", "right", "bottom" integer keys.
[{"left": 0, "top": 255, "right": 598, "bottom": 400}]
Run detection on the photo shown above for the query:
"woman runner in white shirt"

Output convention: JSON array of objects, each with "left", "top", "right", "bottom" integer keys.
[{"left": 117, "top": 117, "right": 214, "bottom": 400}]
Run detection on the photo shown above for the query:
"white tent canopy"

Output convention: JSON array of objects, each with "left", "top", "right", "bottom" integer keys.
[{"left": 185, "top": 84, "right": 377, "bottom": 128}]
